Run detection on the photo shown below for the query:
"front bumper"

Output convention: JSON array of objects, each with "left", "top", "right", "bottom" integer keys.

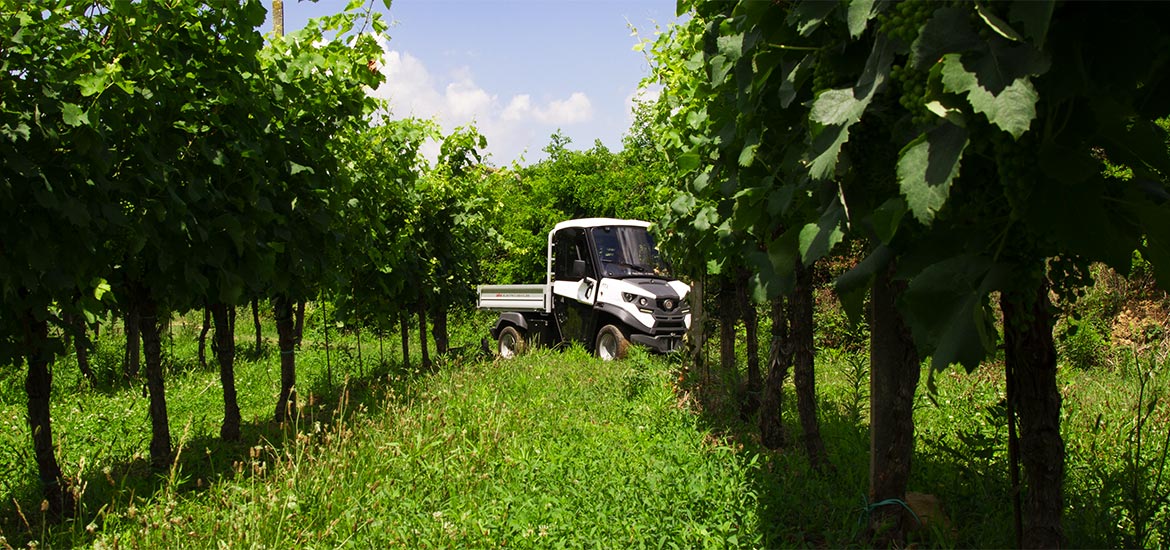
[{"left": 630, "top": 332, "right": 685, "bottom": 354}]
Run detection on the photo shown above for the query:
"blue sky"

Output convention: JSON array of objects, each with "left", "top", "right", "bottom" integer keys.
[{"left": 271, "top": 0, "right": 679, "bottom": 166}]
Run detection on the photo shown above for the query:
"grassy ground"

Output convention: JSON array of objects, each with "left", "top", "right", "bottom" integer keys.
[{"left": 2, "top": 306, "right": 1170, "bottom": 547}]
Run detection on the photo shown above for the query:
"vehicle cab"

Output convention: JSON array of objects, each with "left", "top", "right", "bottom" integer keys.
[{"left": 546, "top": 219, "right": 691, "bottom": 358}]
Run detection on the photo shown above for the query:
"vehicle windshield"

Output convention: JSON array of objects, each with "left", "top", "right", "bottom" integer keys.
[{"left": 591, "top": 226, "right": 673, "bottom": 279}]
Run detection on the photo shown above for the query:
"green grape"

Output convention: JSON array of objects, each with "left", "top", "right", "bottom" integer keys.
[{"left": 878, "top": 0, "right": 937, "bottom": 45}]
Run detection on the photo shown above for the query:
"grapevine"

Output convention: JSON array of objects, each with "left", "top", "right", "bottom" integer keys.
[
  {"left": 991, "top": 130, "right": 1039, "bottom": 221},
  {"left": 877, "top": 0, "right": 935, "bottom": 45}
]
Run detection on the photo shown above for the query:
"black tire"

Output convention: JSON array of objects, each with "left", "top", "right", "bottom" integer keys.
[
  {"left": 498, "top": 326, "right": 525, "bottom": 359},
  {"left": 595, "top": 324, "right": 629, "bottom": 361}
]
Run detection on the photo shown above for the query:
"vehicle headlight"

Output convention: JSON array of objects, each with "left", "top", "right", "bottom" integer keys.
[
  {"left": 622, "top": 292, "right": 635, "bottom": 302},
  {"left": 637, "top": 297, "right": 649, "bottom": 308}
]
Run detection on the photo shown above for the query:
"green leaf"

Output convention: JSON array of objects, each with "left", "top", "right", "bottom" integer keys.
[
  {"left": 76, "top": 73, "right": 108, "bottom": 97},
  {"left": 911, "top": 8, "right": 982, "bottom": 70},
  {"left": 811, "top": 89, "right": 868, "bottom": 126},
  {"left": 870, "top": 197, "right": 907, "bottom": 244},
  {"left": 975, "top": 3, "right": 1024, "bottom": 42},
  {"left": 677, "top": 152, "right": 701, "bottom": 173},
  {"left": 1009, "top": 0, "right": 1054, "bottom": 49},
  {"left": 779, "top": 56, "right": 811, "bottom": 109},
  {"left": 846, "top": 0, "right": 877, "bottom": 39},
  {"left": 92, "top": 278, "right": 112, "bottom": 302},
  {"left": 790, "top": 0, "right": 837, "bottom": 37},
  {"left": 670, "top": 193, "right": 696, "bottom": 214},
  {"left": 693, "top": 205, "right": 717, "bottom": 232},
  {"left": 901, "top": 256, "right": 1004, "bottom": 372},
  {"left": 709, "top": 54, "right": 732, "bottom": 84},
  {"left": 807, "top": 35, "right": 893, "bottom": 180},
  {"left": 897, "top": 122, "right": 969, "bottom": 225},
  {"left": 692, "top": 171, "right": 710, "bottom": 192},
  {"left": 738, "top": 131, "right": 760, "bottom": 167},
  {"left": 767, "top": 225, "right": 801, "bottom": 283},
  {"left": 290, "top": 162, "right": 314, "bottom": 175},
  {"left": 799, "top": 202, "right": 845, "bottom": 265},
  {"left": 3, "top": 122, "right": 30, "bottom": 141},
  {"left": 717, "top": 32, "right": 744, "bottom": 63},
  {"left": 938, "top": 46, "right": 1048, "bottom": 138},
  {"left": 807, "top": 124, "right": 850, "bottom": 181},
  {"left": 61, "top": 103, "right": 89, "bottom": 127}
]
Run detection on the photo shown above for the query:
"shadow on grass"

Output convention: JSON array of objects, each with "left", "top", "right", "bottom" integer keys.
[
  {"left": 676, "top": 367, "right": 1023, "bottom": 548},
  {"left": 673, "top": 371, "right": 865, "bottom": 547},
  {"left": 0, "top": 344, "right": 480, "bottom": 548},
  {"left": 677, "top": 362, "right": 1135, "bottom": 549}
]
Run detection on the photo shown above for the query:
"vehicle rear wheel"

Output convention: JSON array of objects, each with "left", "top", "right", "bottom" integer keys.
[
  {"left": 595, "top": 324, "right": 629, "bottom": 361},
  {"left": 498, "top": 326, "right": 525, "bottom": 359}
]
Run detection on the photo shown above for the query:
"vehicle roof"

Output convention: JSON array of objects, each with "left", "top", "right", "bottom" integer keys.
[{"left": 552, "top": 218, "right": 652, "bottom": 231}]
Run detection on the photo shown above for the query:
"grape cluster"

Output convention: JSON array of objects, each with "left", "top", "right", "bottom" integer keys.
[
  {"left": 991, "top": 131, "right": 1039, "bottom": 219},
  {"left": 878, "top": 0, "right": 935, "bottom": 45},
  {"left": 812, "top": 58, "right": 835, "bottom": 92},
  {"left": 889, "top": 64, "right": 933, "bottom": 127}
]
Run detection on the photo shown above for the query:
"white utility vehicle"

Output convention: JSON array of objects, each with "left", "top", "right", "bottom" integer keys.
[{"left": 477, "top": 218, "right": 691, "bottom": 360}]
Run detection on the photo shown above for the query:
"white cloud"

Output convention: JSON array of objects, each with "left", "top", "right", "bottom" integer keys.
[
  {"left": 500, "top": 92, "right": 592, "bottom": 125},
  {"left": 444, "top": 78, "right": 494, "bottom": 120},
  {"left": 541, "top": 92, "right": 593, "bottom": 124},
  {"left": 501, "top": 94, "right": 533, "bottom": 121},
  {"left": 370, "top": 39, "right": 596, "bottom": 164},
  {"left": 375, "top": 50, "right": 442, "bottom": 119}
]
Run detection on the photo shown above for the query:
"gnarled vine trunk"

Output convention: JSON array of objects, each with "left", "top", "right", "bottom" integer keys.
[
  {"left": 198, "top": 305, "right": 211, "bottom": 369},
  {"left": 273, "top": 294, "right": 297, "bottom": 422},
  {"left": 718, "top": 279, "right": 738, "bottom": 386},
  {"left": 432, "top": 304, "right": 449, "bottom": 356},
  {"left": 22, "top": 309, "right": 74, "bottom": 516},
  {"left": 134, "top": 286, "right": 171, "bottom": 468},
  {"left": 738, "top": 268, "right": 761, "bottom": 417},
  {"left": 792, "top": 261, "right": 829, "bottom": 470},
  {"left": 686, "top": 274, "right": 707, "bottom": 379},
  {"left": 65, "top": 312, "right": 95, "bottom": 385},
  {"left": 1002, "top": 278, "right": 1064, "bottom": 549},
  {"left": 867, "top": 262, "right": 921, "bottom": 545},
  {"left": 123, "top": 305, "right": 140, "bottom": 379},
  {"left": 212, "top": 302, "right": 241, "bottom": 441},
  {"left": 760, "top": 295, "right": 791, "bottom": 449}
]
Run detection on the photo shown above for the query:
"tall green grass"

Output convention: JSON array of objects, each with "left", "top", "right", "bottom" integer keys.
[{"left": 2, "top": 306, "right": 1170, "bottom": 547}]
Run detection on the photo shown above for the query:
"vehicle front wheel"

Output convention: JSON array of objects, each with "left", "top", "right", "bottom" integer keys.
[
  {"left": 595, "top": 324, "right": 629, "bottom": 361},
  {"left": 497, "top": 326, "right": 525, "bottom": 359}
]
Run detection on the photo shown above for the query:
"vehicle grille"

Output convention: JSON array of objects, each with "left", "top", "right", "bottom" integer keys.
[{"left": 654, "top": 314, "right": 687, "bottom": 333}]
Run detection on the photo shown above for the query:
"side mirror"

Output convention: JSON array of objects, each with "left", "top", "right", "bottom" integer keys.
[{"left": 571, "top": 259, "right": 587, "bottom": 279}]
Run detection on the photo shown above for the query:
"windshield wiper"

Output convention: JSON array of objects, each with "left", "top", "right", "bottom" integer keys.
[{"left": 603, "top": 259, "right": 650, "bottom": 273}]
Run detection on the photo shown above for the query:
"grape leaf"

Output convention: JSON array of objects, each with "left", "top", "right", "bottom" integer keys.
[
  {"left": 911, "top": 7, "right": 982, "bottom": 71},
  {"left": 938, "top": 43, "right": 1049, "bottom": 138},
  {"left": 896, "top": 122, "right": 969, "bottom": 225},
  {"left": 61, "top": 103, "right": 89, "bottom": 127},
  {"left": 1009, "top": 0, "right": 1054, "bottom": 49},
  {"left": 790, "top": 0, "right": 837, "bottom": 37},
  {"left": 870, "top": 197, "right": 907, "bottom": 244},
  {"left": 799, "top": 201, "right": 845, "bottom": 265},
  {"left": 847, "top": 0, "right": 877, "bottom": 39},
  {"left": 900, "top": 255, "right": 1006, "bottom": 372}
]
